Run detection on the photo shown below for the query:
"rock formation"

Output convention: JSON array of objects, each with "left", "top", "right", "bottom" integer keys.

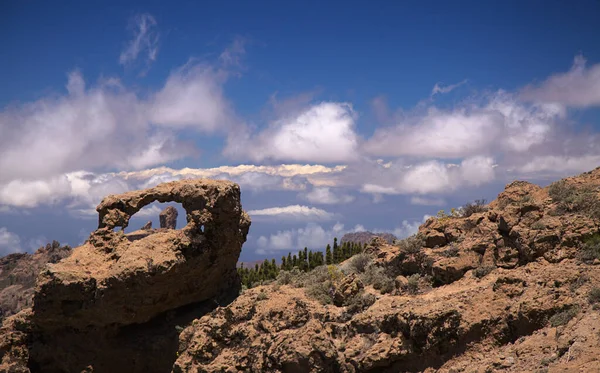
[
  {"left": 159, "top": 206, "right": 178, "bottom": 229},
  {"left": 0, "top": 179, "right": 250, "bottom": 373},
  {"left": 173, "top": 167, "right": 600, "bottom": 372},
  {"left": 0, "top": 241, "right": 71, "bottom": 322},
  {"left": 2, "top": 168, "right": 600, "bottom": 373},
  {"left": 141, "top": 221, "right": 153, "bottom": 230}
]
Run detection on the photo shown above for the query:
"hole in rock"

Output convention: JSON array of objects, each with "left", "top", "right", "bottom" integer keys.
[{"left": 123, "top": 202, "right": 187, "bottom": 241}]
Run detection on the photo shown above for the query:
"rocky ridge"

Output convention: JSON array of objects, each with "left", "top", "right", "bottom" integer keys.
[
  {"left": 173, "top": 167, "right": 600, "bottom": 372},
  {"left": 0, "top": 179, "right": 250, "bottom": 373},
  {"left": 1, "top": 169, "right": 600, "bottom": 372}
]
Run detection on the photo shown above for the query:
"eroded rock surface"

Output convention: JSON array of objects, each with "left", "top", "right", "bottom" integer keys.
[
  {"left": 173, "top": 167, "right": 600, "bottom": 373},
  {"left": 0, "top": 179, "right": 250, "bottom": 373},
  {"left": 160, "top": 206, "right": 178, "bottom": 229}
]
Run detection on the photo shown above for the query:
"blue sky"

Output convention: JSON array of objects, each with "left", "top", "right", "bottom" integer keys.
[{"left": 1, "top": 0, "right": 600, "bottom": 261}]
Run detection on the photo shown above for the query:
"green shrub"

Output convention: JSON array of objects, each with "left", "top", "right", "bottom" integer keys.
[
  {"left": 407, "top": 274, "right": 420, "bottom": 294},
  {"left": 276, "top": 267, "right": 303, "bottom": 286},
  {"left": 588, "top": 287, "right": 600, "bottom": 304},
  {"left": 440, "top": 245, "right": 459, "bottom": 258},
  {"left": 548, "top": 306, "right": 579, "bottom": 327},
  {"left": 473, "top": 265, "right": 494, "bottom": 279},
  {"left": 531, "top": 221, "right": 546, "bottom": 230},
  {"left": 360, "top": 264, "right": 395, "bottom": 294},
  {"left": 549, "top": 181, "right": 600, "bottom": 217},
  {"left": 256, "top": 290, "right": 269, "bottom": 301},
  {"left": 397, "top": 234, "right": 423, "bottom": 255},
  {"left": 345, "top": 292, "right": 376, "bottom": 314},
  {"left": 460, "top": 199, "right": 488, "bottom": 217},
  {"left": 579, "top": 233, "right": 600, "bottom": 263},
  {"left": 348, "top": 253, "right": 372, "bottom": 274}
]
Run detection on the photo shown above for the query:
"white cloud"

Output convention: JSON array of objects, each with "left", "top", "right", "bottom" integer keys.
[
  {"left": 389, "top": 215, "right": 431, "bottom": 239},
  {"left": 248, "top": 205, "right": 335, "bottom": 221},
  {"left": 431, "top": 79, "right": 467, "bottom": 96},
  {"left": 0, "top": 227, "right": 22, "bottom": 255},
  {"left": 514, "top": 155, "right": 600, "bottom": 175},
  {"left": 410, "top": 196, "right": 446, "bottom": 206},
  {"left": 521, "top": 55, "right": 600, "bottom": 108},
  {"left": 226, "top": 102, "right": 360, "bottom": 163},
  {"left": 256, "top": 222, "right": 347, "bottom": 254},
  {"left": 359, "top": 157, "right": 496, "bottom": 197},
  {"left": 119, "top": 13, "right": 159, "bottom": 73},
  {"left": 363, "top": 91, "right": 563, "bottom": 159},
  {"left": 149, "top": 62, "right": 234, "bottom": 131},
  {"left": 302, "top": 187, "right": 354, "bottom": 204}
]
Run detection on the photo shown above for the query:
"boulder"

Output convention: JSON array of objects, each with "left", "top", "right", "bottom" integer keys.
[{"left": 159, "top": 206, "right": 178, "bottom": 230}]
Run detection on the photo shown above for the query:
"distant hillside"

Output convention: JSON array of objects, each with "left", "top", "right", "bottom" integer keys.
[
  {"left": 0, "top": 241, "right": 71, "bottom": 321},
  {"left": 340, "top": 231, "right": 396, "bottom": 245}
]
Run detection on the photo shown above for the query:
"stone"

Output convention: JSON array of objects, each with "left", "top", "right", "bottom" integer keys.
[
  {"left": 159, "top": 206, "right": 178, "bottom": 229},
  {"left": 141, "top": 221, "right": 152, "bottom": 230},
  {"left": 424, "top": 230, "right": 447, "bottom": 248}
]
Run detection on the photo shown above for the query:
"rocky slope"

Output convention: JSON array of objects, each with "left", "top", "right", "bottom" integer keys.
[
  {"left": 173, "top": 168, "right": 600, "bottom": 372},
  {"left": 0, "top": 179, "right": 250, "bottom": 373},
  {"left": 0, "top": 242, "right": 71, "bottom": 322},
  {"left": 1, "top": 168, "right": 600, "bottom": 373}
]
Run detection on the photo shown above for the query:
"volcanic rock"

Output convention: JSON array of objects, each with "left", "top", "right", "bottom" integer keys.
[
  {"left": 159, "top": 206, "right": 178, "bottom": 229},
  {"left": 0, "top": 179, "right": 250, "bottom": 373}
]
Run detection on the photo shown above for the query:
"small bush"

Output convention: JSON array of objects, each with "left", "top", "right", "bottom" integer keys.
[
  {"left": 473, "top": 265, "right": 494, "bottom": 279},
  {"left": 303, "top": 266, "right": 338, "bottom": 304},
  {"left": 531, "top": 221, "right": 546, "bottom": 230},
  {"left": 256, "top": 290, "right": 269, "bottom": 301},
  {"left": 588, "top": 287, "right": 600, "bottom": 304},
  {"left": 548, "top": 307, "right": 579, "bottom": 327},
  {"left": 360, "top": 264, "right": 395, "bottom": 294},
  {"left": 345, "top": 292, "right": 376, "bottom": 314},
  {"left": 569, "top": 275, "right": 588, "bottom": 293},
  {"left": 349, "top": 253, "right": 372, "bottom": 274},
  {"left": 460, "top": 199, "right": 488, "bottom": 217},
  {"left": 276, "top": 267, "right": 303, "bottom": 286},
  {"left": 397, "top": 234, "right": 423, "bottom": 254},
  {"left": 440, "top": 245, "right": 459, "bottom": 258},
  {"left": 579, "top": 233, "right": 600, "bottom": 263},
  {"left": 407, "top": 274, "right": 420, "bottom": 294}
]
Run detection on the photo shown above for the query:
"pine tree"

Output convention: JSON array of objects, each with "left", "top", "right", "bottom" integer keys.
[
  {"left": 308, "top": 250, "right": 314, "bottom": 270},
  {"left": 281, "top": 256, "right": 287, "bottom": 270},
  {"left": 287, "top": 253, "right": 293, "bottom": 270},
  {"left": 326, "top": 244, "right": 332, "bottom": 265},
  {"left": 292, "top": 254, "right": 298, "bottom": 268}
]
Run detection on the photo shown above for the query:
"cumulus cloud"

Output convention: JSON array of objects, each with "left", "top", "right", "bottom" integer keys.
[
  {"left": 226, "top": 102, "right": 360, "bottom": 163},
  {"left": 255, "top": 222, "right": 347, "bottom": 254},
  {"left": 119, "top": 13, "right": 159, "bottom": 73},
  {"left": 0, "top": 164, "right": 347, "bottom": 209},
  {"left": 359, "top": 157, "right": 496, "bottom": 197},
  {"left": 389, "top": 215, "right": 431, "bottom": 238},
  {"left": 302, "top": 187, "right": 354, "bottom": 204},
  {"left": 248, "top": 205, "right": 335, "bottom": 221},
  {"left": 521, "top": 55, "right": 600, "bottom": 107},
  {"left": 364, "top": 91, "right": 563, "bottom": 159},
  {"left": 0, "top": 227, "right": 21, "bottom": 255}
]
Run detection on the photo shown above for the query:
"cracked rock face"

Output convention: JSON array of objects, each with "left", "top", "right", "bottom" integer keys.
[
  {"left": 34, "top": 179, "right": 251, "bottom": 329},
  {"left": 0, "top": 179, "right": 251, "bottom": 373}
]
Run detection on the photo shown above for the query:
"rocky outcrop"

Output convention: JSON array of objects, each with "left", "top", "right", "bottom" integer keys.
[
  {"left": 159, "top": 206, "right": 178, "bottom": 229},
  {"left": 173, "top": 167, "right": 600, "bottom": 373},
  {"left": 0, "top": 179, "right": 250, "bottom": 373},
  {"left": 0, "top": 242, "right": 71, "bottom": 322}
]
